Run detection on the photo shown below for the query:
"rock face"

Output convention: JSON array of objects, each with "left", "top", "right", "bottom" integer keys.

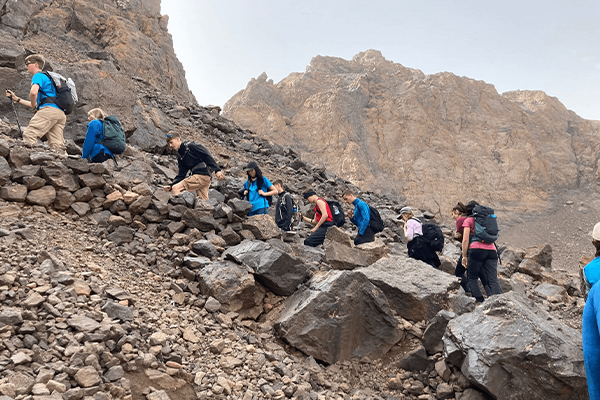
[
  {"left": 223, "top": 50, "right": 600, "bottom": 212},
  {"left": 274, "top": 270, "right": 402, "bottom": 364},
  {"left": 443, "top": 292, "right": 587, "bottom": 400},
  {"left": 0, "top": 0, "right": 193, "bottom": 152}
]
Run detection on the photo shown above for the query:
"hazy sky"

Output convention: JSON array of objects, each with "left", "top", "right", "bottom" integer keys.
[{"left": 161, "top": 0, "right": 600, "bottom": 121}]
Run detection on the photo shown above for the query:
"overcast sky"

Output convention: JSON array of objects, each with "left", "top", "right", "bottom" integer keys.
[{"left": 160, "top": 0, "right": 600, "bottom": 121}]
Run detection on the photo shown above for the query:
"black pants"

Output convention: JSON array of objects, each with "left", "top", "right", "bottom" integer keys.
[
  {"left": 354, "top": 225, "right": 375, "bottom": 246},
  {"left": 91, "top": 151, "right": 112, "bottom": 163},
  {"left": 304, "top": 222, "right": 333, "bottom": 247},
  {"left": 467, "top": 248, "right": 502, "bottom": 302},
  {"left": 407, "top": 236, "right": 441, "bottom": 268},
  {"left": 455, "top": 255, "right": 470, "bottom": 293}
]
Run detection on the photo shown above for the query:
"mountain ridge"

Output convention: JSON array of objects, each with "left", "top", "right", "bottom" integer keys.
[{"left": 223, "top": 49, "right": 600, "bottom": 215}]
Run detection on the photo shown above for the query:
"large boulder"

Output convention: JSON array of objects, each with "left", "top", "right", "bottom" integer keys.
[
  {"left": 274, "top": 270, "right": 402, "bottom": 364},
  {"left": 196, "top": 260, "right": 264, "bottom": 320},
  {"left": 242, "top": 214, "right": 281, "bottom": 240},
  {"left": 359, "top": 255, "right": 461, "bottom": 322},
  {"left": 443, "top": 292, "right": 587, "bottom": 400},
  {"left": 41, "top": 164, "right": 80, "bottom": 192},
  {"left": 224, "top": 240, "right": 311, "bottom": 295}
]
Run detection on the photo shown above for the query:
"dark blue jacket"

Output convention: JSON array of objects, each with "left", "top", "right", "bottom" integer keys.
[
  {"left": 350, "top": 198, "right": 370, "bottom": 235},
  {"left": 82, "top": 119, "right": 113, "bottom": 161}
]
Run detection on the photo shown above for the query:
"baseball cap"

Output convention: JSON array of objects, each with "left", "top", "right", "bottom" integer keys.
[
  {"left": 593, "top": 222, "right": 600, "bottom": 241},
  {"left": 245, "top": 161, "right": 258, "bottom": 172}
]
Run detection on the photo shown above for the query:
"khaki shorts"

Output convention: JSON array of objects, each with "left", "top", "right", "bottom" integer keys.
[
  {"left": 23, "top": 106, "right": 66, "bottom": 150},
  {"left": 181, "top": 174, "right": 211, "bottom": 200}
]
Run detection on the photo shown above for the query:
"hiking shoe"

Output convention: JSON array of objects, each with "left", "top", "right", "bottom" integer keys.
[{"left": 50, "top": 148, "right": 68, "bottom": 158}]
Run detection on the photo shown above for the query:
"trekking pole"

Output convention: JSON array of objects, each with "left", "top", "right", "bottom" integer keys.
[{"left": 6, "top": 91, "right": 23, "bottom": 135}]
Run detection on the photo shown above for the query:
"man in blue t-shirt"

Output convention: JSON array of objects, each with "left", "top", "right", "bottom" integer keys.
[{"left": 5, "top": 54, "right": 67, "bottom": 155}]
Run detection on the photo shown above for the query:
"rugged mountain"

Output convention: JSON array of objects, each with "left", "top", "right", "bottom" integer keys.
[
  {"left": 223, "top": 50, "right": 600, "bottom": 214},
  {"left": 0, "top": 0, "right": 193, "bottom": 151}
]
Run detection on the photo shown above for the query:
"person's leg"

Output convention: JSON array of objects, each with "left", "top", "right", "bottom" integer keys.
[
  {"left": 482, "top": 250, "right": 502, "bottom": 296},
  {"left": 22, "top": 107, "right": 55, "bottom": 145},
  {"left": 248, "top": 208, "right": 268, "bottom": 216},
  {"left": 354, "top": 226, "right": 375, "bottom": 245},
  {"left": 91, "top": 152, "right": 112, "bottom": 163},
  {"left": 467, "top": 249, "right": 485, "bottom": 302},
  {"left": 304, "top": 224, "right": 330, "bottom": 247},
  {"left": 171, "top": 181, "right": 185, "bottom": 195},
  {"left": 193, "top": 175, "right": 211, "bottom": 200},
  {"left": 583, "top": 286, "right": 600, "bottom": 400},
  {"left": 45, "top": 108, "right": 67, "bottom": 150},
  {"left": 455, "top": 255, "right": 470, "bottom": 293}
]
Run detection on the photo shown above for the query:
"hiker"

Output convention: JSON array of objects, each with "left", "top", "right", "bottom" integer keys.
[
  {"left": 452, "top": 202, "right": 470, "bottom": 294},
  {"left": 82, "top": 108, "right": 113, "bottom": 163},
  {"left": 302, "top": 190, "right": 334, "bottom": 247},
  {"left": 164, "top": 132, "right": 225, "bottom": 200},
  {"left": 273, "top": 179, "right": 294, "bottom": 231},
  {"left": 242, "top": 161, "right": 277, "bottom": 216},
  {"left": 582, "top": 222, "right": 600, "bottom": 400},
  {"left": 461, "top": 200, "right": 502, "bottom": 303},
  {"left": 399, "top": 207, "right": 440, "bottom": 268},
  {"left": 5, "top": 54, "right": 66, "bottom": 155},
  {"left": 342, "top": 190, "right": 375, "bottom": 245}
]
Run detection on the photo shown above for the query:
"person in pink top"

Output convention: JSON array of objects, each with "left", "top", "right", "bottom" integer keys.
[
  {"left": 461, "top": 200, "right": 502, "bottom": 303},
  {"left": 452, "top": 202, "right": 470, "bottom": 294}
]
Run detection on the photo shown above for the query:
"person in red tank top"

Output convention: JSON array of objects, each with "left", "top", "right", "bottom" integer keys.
[{"left": 301, "top": 190, "right": 334, "bottom": 247}]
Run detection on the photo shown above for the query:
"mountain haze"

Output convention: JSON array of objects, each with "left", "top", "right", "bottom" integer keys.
[{"left": 223, "top": 50, "right": 600, "bottom": 214}]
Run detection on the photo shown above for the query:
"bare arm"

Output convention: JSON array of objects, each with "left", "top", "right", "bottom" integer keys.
[
  {"left": 259, "top": 185, "right": 278, "bottom": 197},
  {"left": 461, "top": 227, "right": 470, "bottom": 267},
  {"left": 28, "top": 84, "right": 39, "bottom": 109}
]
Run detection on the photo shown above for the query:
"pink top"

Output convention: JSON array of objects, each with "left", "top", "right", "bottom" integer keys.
[
  {"left": 456, "top": 216, "right": 467, "bottom": 235},
  {"left": 463, "top": 217, "right": 496, "bottom": 250},
  {"left": 406, "top": 218, "right": 422, "bottom": 240}
]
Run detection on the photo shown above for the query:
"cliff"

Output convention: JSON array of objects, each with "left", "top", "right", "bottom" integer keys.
[
  {"left": 0, "top": 0, "right": 194, "bottom": 151},
  {"left": 223, "top": 50, "right": 600, "bottom": 213}
]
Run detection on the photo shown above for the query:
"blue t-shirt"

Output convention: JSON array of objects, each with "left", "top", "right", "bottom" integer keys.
[
  {"left": 244, "top": 177, "right": 272, "bottom": 212},
  {"left": 32, "top": 72, "right": 59, "bottom": 110},
  {"left": 585, "top": 257, "right": 600, "bottom": 288}
]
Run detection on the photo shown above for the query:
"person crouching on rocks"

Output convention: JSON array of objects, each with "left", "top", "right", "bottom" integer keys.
[
  {"left": 163, "top": 132, "right": 224, "bottom": 200},
  {"left": 242, "top": 161, "right": 277, "bottom": 216},
  {"left": 82, "top": 108, "right": 113, "bottom": 163},
  {"left": 399, "top": 206, "right": 440, "bottom": 268},
  {"left": 582, "top": 222, "right": 600, "bottom": 400},
  {"left": 342, "top": 190, "right": 375, "bottom": 246},
  {"left": 302, "top": 190, "right": 334, "bottom": 247}
]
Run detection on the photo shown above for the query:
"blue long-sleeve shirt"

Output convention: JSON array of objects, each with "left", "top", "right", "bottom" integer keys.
[
  {"left": 583, "top": 283, "right": 600, "bottom": 400},
  {"left": 350, "top": 198, "right": 370, "bottom": 235},
  {"left": 82, "top": 119, "right": 113, "bottom": 161}
]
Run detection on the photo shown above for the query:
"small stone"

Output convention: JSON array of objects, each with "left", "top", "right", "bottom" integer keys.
[
  {"left": 11, "top": 351, "right": 32, "bottom": 365},
  {"left": 74, "top": 365, "right": 101, "bottom": 388},
  {"left": 204, "top": 296, "right": 221, "bottom": 313}
]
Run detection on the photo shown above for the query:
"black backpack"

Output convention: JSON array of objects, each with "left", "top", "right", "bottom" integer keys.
[
  {"left": 421, "top": 223, "right": 445, "bottom": 252},
  {"left": 39, "top": 72, "right": 76, "bottom": 115},
  {"left": 102, "top": 116, "right": 127, "bottom": 155},
  {"left": 261, "top": 177, "right": 273, "bottom": 206},
  {"left": 471, "top": 205, "right": 499, "bottom": 243},
  {"left": 326, "top": 200, "right": 345, "bottom": 227},
  {"left": 368, "top": 204, "right": 384, "bottom": 233}
]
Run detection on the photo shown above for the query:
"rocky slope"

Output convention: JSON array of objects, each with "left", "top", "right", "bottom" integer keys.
[
  {"left": 0, "top": 0, "right": 193, "bottom": 152},
  {"left": 223, "top": 50, "right": 600, "bottom": 215}
]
